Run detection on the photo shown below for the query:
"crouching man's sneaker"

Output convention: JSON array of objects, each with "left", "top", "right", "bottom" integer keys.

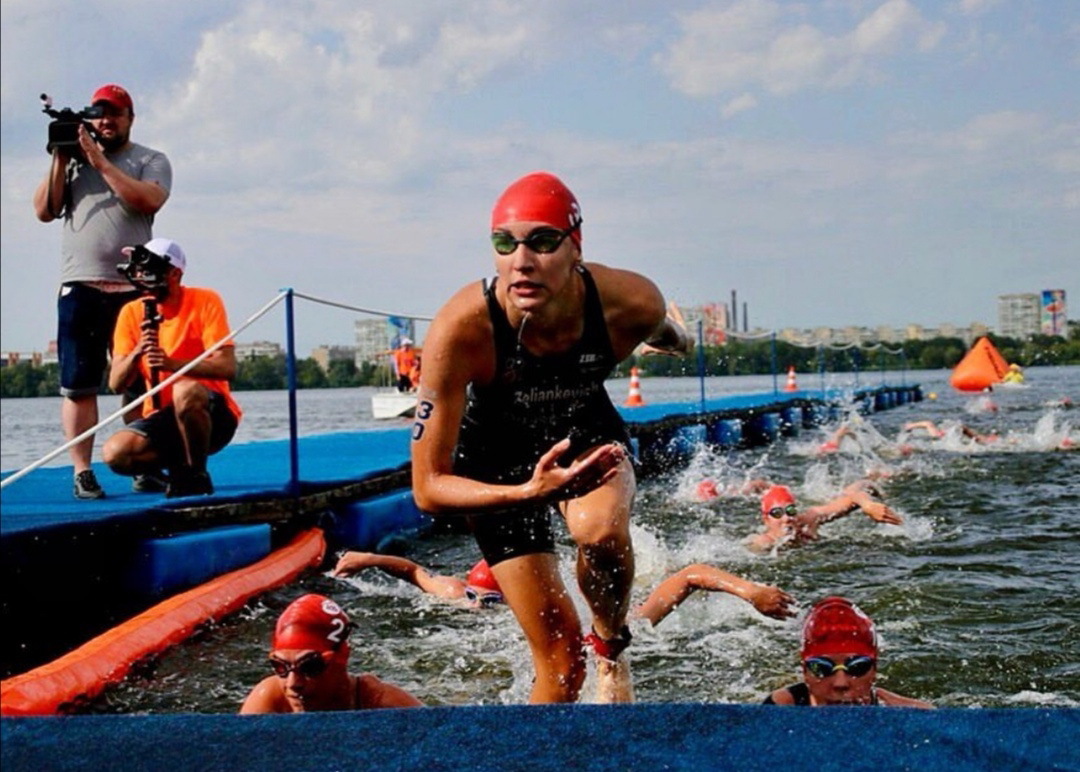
[
  {"left": 73, "top": 470, "right": 106, "bottom": 500},
  {"left": 132, "top": 469, "right": 169, "bottom": 493},
  {"left": 166, "top": 468, "right": 214, "bottom": 499}
]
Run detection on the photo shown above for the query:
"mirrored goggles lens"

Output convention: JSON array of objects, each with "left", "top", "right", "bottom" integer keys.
[
  {"left": 464, "top": 587, "right": 504, "bottom": 607},
  {"left": 269, "top": 651, "right": 329, "bottom": 679},
  {"left": 491, "top": 227, "right": 573, "bottom": 255},
  {"left": 803, "top": 655, "right": 876, "bottom": 679},
  {"left": 769, "top": 504, "right": 799, "bottom": 518}
]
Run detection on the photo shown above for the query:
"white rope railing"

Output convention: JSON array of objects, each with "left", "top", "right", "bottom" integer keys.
[{"left": 290, "top": 291, "right": 434, "bottom": 322}]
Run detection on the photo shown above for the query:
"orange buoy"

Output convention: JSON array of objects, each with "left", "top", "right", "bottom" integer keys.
[
  {"left": 624, "top": 366, "right": 645, "bottom": 407},
  {"left": 950, "top": 337, "right": 1008, "bottom": 392},
  {"left": 784, "top": 366, "right": 798, "bottom": 392}
]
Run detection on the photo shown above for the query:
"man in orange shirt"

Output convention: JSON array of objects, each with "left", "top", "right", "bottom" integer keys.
[
  {"left": 392, "top": 337, "right": 419, "bottom": 392},
  {"left": 103, "top": 238, "right": 241, "bottom": 498}
]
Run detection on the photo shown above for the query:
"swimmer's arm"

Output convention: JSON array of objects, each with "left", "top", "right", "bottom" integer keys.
[
  {"left": 357, "top": 673, "right": 424, "bottom": 708},
  {"left": 239, "top": 676, "right": 287, "bottom": 714},
  {"left": 591, "top": 265, "right": 692, "bottom": 358},
  {"left": 332, "top": 551, "right": 467, "bottom": 600},
  {"left": 875, "top": 688, "right": 934, "bottom": 709},
  {"left": 841, "top": 481, "right": 903, "bottom": 525},
  {"left": 634, "top": 564, "right": 796, "bottom": 626}
]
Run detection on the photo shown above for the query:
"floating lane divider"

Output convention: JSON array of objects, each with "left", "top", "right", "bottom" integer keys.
[{"left": 0, "top": 528, "right": 326, "bottom": 716}]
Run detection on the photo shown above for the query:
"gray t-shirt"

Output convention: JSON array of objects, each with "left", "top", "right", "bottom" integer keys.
[{"left": 59, "top": 141, "right": 172, "bottom": 283}]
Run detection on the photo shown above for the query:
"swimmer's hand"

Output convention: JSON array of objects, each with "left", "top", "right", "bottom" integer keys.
[
  {"left": 793, "top": 516, "right": 821, "bottom": 542},
  {"left": 861, "top": 500, "right": 903, "bottom": 525},
  {"left": 749, "top": 585, "right": 797, "bottom": 619},
  {"left": 529, "top": 439, "right": 625, "bottom": 501},
  {"left": 639, "top": 302, "right": 694, "bottom": 357},
  {"left": 332, "top": 551, "right": 377, "bottom": 577}
]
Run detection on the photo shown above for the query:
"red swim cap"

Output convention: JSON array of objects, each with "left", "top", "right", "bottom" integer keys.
[
  {"left": 466, "top": 559, "right": 502, "bottom": 593},
  {"left": 801, "top": 596, "right": 878, "bottom": 659},
  {"left": 760, "top": 485, "right": 796, "bottom": 516},
  {"left": 695, "top": 480, "right": 719, "bottom": 501},
  {"left": 491, "top": 172, "right": 582, "bottom": 247},
  {"left": 273, "top": 594, "right": 351, "bottom": 652}
]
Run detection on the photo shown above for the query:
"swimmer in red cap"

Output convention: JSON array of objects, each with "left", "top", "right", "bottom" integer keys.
[
  {"left": 747, "top": 480, "right": 903, "bottom": 553},
  {"left": 239, "top": 594, "right": 423, "bottom": 713},
  {"left": 763, "top": 596, "right": 932, "bottom": 707},
  {"left": 410, "top": 171, "right": 692, "bottom": 704},
  {"left": 333, "top": 552, "right": 504, "bottom": 609}
]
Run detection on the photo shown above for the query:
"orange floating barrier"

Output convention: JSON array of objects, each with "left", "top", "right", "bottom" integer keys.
[
  {"left": 784, "top": 366, "right": 798, "bottom": 392},
  {"left": 0, "top": 528, "right": 326, "bottom": 716},
  {"left": 950, "top": 337, "right": 1008, "bottom": 392},
  {"left": 625, "top": 366, "right": 645, "bottom": 407}
]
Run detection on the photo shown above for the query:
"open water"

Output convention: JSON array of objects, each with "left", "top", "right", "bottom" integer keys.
[{"left": 2, "top": 367, "right": 1078, "bottom": 712}]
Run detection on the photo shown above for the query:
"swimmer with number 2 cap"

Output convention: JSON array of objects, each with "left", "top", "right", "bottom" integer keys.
[
  {"left": 239, "top": 594, "right": 422, "bottom": 713},
  {"left": 409, "top": 171, "right": 692, "bottom": 704}
]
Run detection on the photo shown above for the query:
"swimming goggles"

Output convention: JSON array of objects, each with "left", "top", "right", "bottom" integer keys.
[
  {"left": 491, "top": 224, "right": 580, "bottom": 256},
  {"left": 803, "top": 655, "right": 876, "bottom": 679},
  {"left": 268, "top": 651, "right": 330, "bottom": 679},
  {"left": 464, "top": 587, "right": 505, "bottom": 607},
  {"left": 768, "top": 504, "right": 799, "bottom": 518}
]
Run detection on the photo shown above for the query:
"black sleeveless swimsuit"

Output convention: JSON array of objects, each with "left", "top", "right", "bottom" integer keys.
[{"left": 453, "top": 266, "right": 629, "bottom": 565}]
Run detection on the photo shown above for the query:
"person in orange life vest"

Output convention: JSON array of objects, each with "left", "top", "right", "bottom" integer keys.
[
  {"left": 240, "top": 594, "right": 423, "bottom": 713},
  {"left": 746, "top": 481, "right": 902, "bottom": 554},
  {"left": 103, "top": 238, "right": 241, "bottom": 498},
  {"left": 392, "top": 338, "right": 420, "bottom": 392},
  {"left": 764, "top": 596, "right": 932, "bottom": 707}
]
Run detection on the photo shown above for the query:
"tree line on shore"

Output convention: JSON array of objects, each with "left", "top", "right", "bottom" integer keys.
[{"left": 3, "top": 332, "right": 1077, "bottom": 398}]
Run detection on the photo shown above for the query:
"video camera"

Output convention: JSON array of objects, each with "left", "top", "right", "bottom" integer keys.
[
  {"left": 40, "top": 94, "right": 102, "bottom": 162},
  {"left": 117, "top": 245, "right": 171, "bottom": 297}
]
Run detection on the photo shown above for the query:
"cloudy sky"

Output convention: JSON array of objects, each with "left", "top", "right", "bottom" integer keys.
[{"left": 2, "top": 0, "right": 1076, "bottom": 356}]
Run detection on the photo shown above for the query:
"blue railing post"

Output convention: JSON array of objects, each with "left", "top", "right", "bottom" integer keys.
[
  {"left": 818, "top": 344, "right": 826, "bottom": 397},
  {"left": 283, "top": 288, "right": 300, "bottom": 496},
  {"left": 697, "top": 319, "right": 706, "bottom": 412},
  {"left": 901, "top": 348, "right": 908, "bottom": 386},
  {"left": 853, "top": 347, "right": 860, "bottom": 389},
  {"left": 770, "top": 332, "right": 778, "bottom": 396}
]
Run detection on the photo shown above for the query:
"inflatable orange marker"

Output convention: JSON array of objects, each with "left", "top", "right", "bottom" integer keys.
[{"left": 950, "top": 337, "right": 1008, "bottom": 392}]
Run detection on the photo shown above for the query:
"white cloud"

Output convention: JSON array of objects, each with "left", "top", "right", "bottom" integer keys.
[
  {"left": 656, "top": 0, "right": 945, "bottom": 100},
  {"left": 721, "top": 92, "right": 758, "bottom": 118}
]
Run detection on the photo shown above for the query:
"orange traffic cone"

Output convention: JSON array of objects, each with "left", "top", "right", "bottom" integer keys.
[
  {"left": 784, "top": 366, "right": 798, "bottom": 392},
  {"left": 624, "top": 366, "right": 645, "bottom": 407}
]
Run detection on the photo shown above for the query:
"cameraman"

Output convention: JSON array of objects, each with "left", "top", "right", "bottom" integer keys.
[
  {"left": 32, "top": 83, "right": 172, "bottom": 500},
  {"left": 103, "top": 238, "right": 241, "bottom": 498}
]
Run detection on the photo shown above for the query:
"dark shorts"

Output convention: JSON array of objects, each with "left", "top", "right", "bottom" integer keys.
[
  {"left": 123, "top": 391, "right": 238, "bottom": 466},
  {"left": 467, "top": 504, "right": 558, "bottom": 567},
  {"left": 57, "top": 282, "right": 141, "bottom": 397}
]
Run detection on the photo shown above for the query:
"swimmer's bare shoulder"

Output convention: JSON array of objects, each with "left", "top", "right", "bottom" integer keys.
[
  {"left": 876, "top": 688, "right": 934, "bottom": 709},
  {"left": 357, "top": 673, "right": 423, "bottom": 708},
  {"left": 239, "top": 675, "right": 289, "bottom": 714},
  {"left": 766, "top": 687, "right": 796, "bottom": 705}
]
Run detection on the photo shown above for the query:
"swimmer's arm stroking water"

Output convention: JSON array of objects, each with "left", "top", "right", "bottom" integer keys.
[
  {"left": 410, "top": 285, "right": 623, "bottom": 514},
  {"left": 633, "top": 564, "right": 796, "bottom": 627},
  {"left": 796, "top": 481, "right": 901, "bottom": 538},
  {"left": 332, "top": 551, "right": 467, "bottom": 601}
]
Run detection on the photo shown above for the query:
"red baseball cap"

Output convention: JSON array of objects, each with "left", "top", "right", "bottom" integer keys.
[
  {"left": 91, "top": 83, "right": 133, "bottom": 113},
  {"left": 491, "top": 172, "right": 583, "bottom": 247},
  {"left": 465, "top": 559, "right": 502, "bottom": 593},
  {"left": 760, "top": 485, "right": 796, "bottom": 516},
  {"left": 272, "top": 594, "right": 352, "bottom": 652},
  {"left": 801, "top": 596, "right": 878, "bottom": 659}
]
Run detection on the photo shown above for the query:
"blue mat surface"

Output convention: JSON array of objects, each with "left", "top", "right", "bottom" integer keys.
[
  {"left": 2, "top": 704, "right": 1075, "bottom": 771},
  {"left": 0, "top": 429, "right": 410, "bottom": 536}
]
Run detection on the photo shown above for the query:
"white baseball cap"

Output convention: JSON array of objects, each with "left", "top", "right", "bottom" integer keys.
[{"left": 122, "top": 237, "right": 187, "bottom": 272}]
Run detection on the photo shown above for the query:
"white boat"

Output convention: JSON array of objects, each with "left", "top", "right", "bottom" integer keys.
[{"left": 371, "top": 391, "right": 417, "bottom": 420}]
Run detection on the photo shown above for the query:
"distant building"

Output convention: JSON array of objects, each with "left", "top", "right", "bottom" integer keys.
[
  {"left": 234, "top": 340, "right": 283, "bottom": 360},
  {"left": 311, "top": 344, "right": 358, "bottom": 373},
  {"left": 354, "top": 318, "right": 417, "bottom": 365},
  {"left": 997, "top": 294, "right": 1041, "bottom": 339}
]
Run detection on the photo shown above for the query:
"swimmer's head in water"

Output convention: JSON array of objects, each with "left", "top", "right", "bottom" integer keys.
[
  {"left": 465, "top": 559, "right": 504, "bottom": 606},
  {"left": 761, "top": 485, "right": 797, "bottom": 518},
  {"left": 696, "top": 479, "right": 720, "bottom": 501},
  {"left": 801, "top": 596, "right": 878, "bottom": 660},
  {"left": 491, "top": 172, "right": 582, "bottom": 249},
  {"left": 273, "top": 594, "right": 352, "bottom": 653}
]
